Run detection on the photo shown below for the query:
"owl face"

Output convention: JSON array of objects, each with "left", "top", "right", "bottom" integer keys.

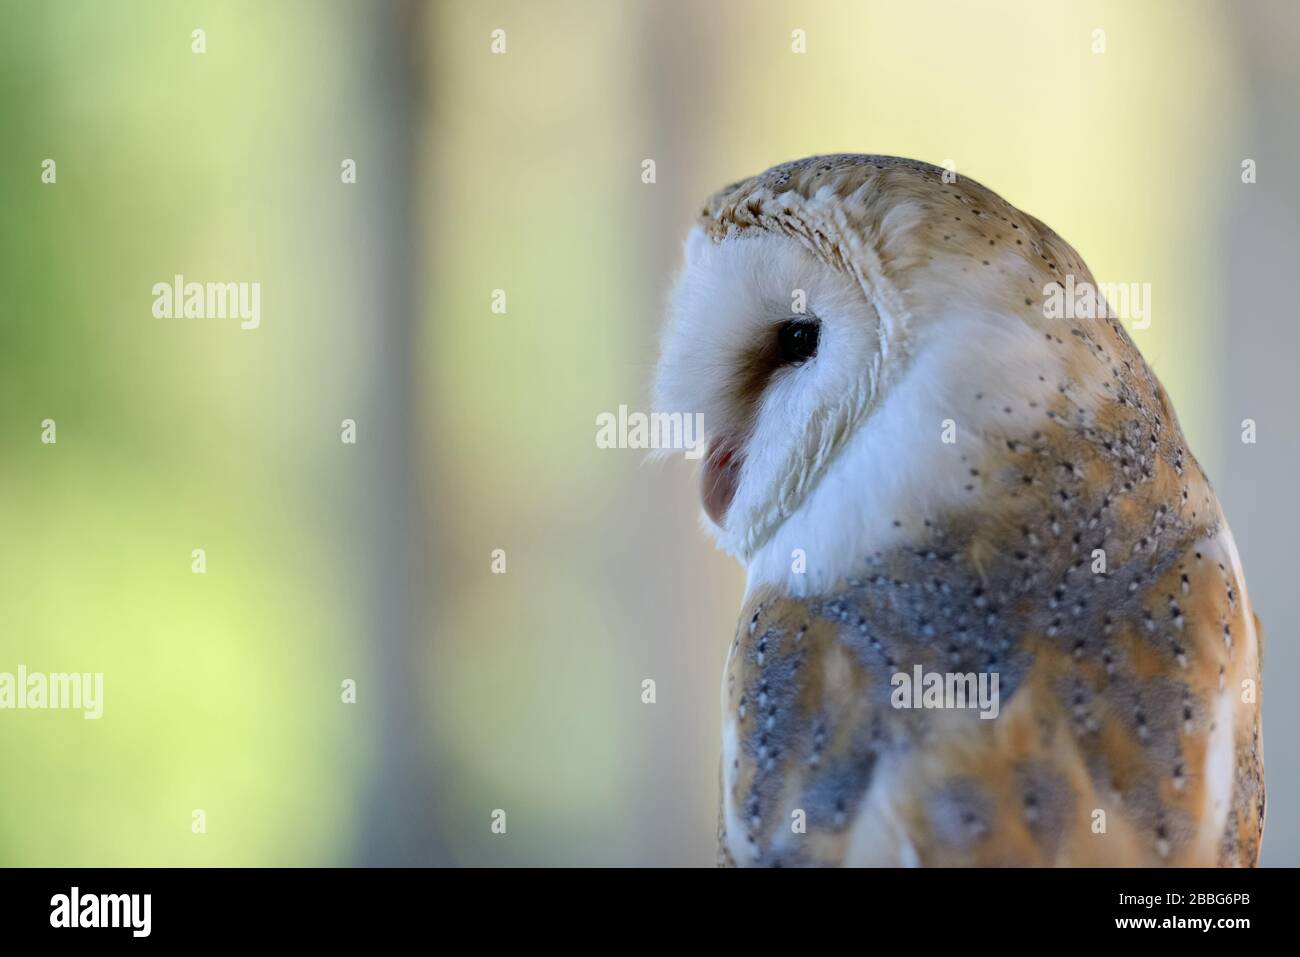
[
  {"left": 654, "top": 157, "right": 1120, "bottom": 597},
  {"left": 654, "top": 189, "right": 1076, "bottom": 597},
  {"left": 653, "top": 229, "right": 883, "bottom": 562}
]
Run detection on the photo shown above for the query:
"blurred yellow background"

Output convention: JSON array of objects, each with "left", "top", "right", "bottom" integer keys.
[{"left": 2, "top": 0, "right": 1296, "bottom": 865}]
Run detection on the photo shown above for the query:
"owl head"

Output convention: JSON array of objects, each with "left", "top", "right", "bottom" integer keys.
[{"left": 653, "top": 154, "right": 1116, "bottom": 596}]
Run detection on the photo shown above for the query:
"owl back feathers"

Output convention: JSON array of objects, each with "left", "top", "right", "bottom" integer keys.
[{"left": 720, "top": 369, "right": 1263, "bottom": 866}]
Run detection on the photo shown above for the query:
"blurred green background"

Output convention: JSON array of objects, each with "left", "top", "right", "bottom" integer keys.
[{"left": 1, "top": 0, "right": 1296, "bottom": 865}]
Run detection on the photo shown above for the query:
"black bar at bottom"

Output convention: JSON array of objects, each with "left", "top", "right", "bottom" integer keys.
[{"left": 0, "top": 866, "right": 1281, "bottom": 941}]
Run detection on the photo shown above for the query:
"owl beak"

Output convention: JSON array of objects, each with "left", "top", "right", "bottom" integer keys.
[{"left": 702, "top": 434, "right": 744, "bottom": 529}]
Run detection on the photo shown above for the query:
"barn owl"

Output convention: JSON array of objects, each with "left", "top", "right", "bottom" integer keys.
[{"left": 654, "top": 155, "right": 1264, "bottom": 866}]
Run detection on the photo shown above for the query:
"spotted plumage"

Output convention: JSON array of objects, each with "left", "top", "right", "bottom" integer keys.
[{"left": 656, "top": 154, "right": 1263, "bottom": 867}]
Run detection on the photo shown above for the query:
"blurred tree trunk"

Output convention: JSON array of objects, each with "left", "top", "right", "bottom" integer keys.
[
  {"left": 351, "top": 0, "right": 444, "bottom": 866},
  {"left": 1222, "top": 0, "right": 1300, "bottom": 867}
]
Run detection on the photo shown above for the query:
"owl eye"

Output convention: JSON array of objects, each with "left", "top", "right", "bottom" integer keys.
[{"left": 776, "top": 318, "right": 820, "bottom": 365}]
